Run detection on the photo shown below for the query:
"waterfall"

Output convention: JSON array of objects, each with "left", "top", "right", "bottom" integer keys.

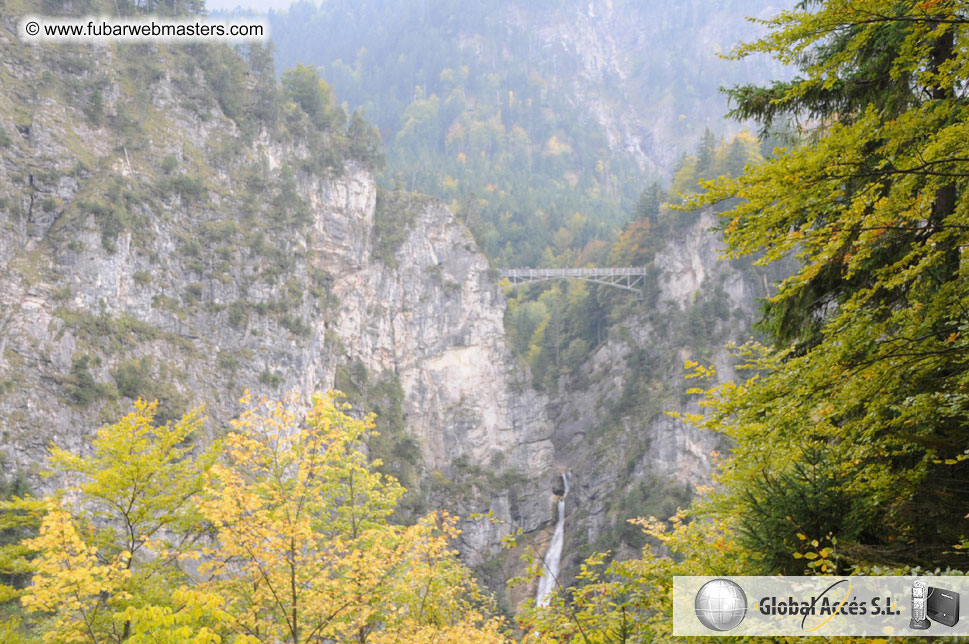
[{"left": 536, "top": 472, "right": 570, "bottom": 607}]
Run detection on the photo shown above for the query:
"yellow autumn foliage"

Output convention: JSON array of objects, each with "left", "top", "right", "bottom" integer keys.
[{"left": 7, "top": 393, "right": 509, "bottom": 644}]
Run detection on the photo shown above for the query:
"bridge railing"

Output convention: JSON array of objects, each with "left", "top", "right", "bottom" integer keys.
[{"left": 498, "top": 267, "right": 647, "bottom": 278}]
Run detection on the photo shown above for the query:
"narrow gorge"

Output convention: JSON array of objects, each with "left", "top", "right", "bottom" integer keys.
[{"left": 0, "top": 2, "right": 774, "bottom": 611}]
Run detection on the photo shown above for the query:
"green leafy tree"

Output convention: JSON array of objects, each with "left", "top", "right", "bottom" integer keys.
[
  {"left": 0, "top": 468, "right": 42, "bottom": 643},
  {"left": 684, "top": 0, "right": 969, "bottom": 570},
  {"left": 633, "top": 182, "right": 662, "bottom": 221},
  {"left": 695, "top": 128, "right": 717, "bottom": 178},
  {"left": 348, "top": 110, "right": 385, "bottom": 167},
  {"left": 282, "top": 64, "right": 336, "bottom": 129}
]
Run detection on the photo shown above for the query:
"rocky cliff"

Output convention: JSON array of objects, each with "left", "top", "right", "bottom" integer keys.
[{"left": 0, "top": 9, "right": 553, "bottom": 565}]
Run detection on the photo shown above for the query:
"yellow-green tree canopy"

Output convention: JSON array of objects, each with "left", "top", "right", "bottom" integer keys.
[
  {"left": 521, "top": 4, "right": 969, "bottom": 635},
  {"left": 4, "top": 394, "right": 509, "bottom": 644},
  {"left": 684, "top": 0, "right": 969, "bottom": 572},
  {"left": 196, "top": 390, "right": 507, "bottom": 644}
]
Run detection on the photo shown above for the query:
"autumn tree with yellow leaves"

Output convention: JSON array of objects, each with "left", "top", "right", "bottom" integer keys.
[
  {"left": 195, "top": 391, "right": 507, "bottom": 644},
  {"left": 15, "top": 400, "right": 216, "bottom": 644},
  {"left": 2, "top": 393, "right": 509, "bottom": 644}
]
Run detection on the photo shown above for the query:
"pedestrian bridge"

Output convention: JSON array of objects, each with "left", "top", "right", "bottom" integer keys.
[{"left": 497, "top": 267, "right": 648, "bottom": 295}]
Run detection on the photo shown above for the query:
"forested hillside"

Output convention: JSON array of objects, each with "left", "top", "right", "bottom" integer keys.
[
  {"left": 264, "top": 0, "right": 790, "bottom": 267},
  {"left": 258, "top": 0, "right": 785, "bottom": 412}
]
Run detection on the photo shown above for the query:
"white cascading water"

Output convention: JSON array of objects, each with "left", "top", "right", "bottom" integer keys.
[{"left": 536, "top": 472, "right": 570, "bottom": 607}]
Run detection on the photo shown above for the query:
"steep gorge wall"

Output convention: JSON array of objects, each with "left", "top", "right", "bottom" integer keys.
[
  {"left": 0, "top": 16, "right": 552, "bottom": 566},
  {"left": 499, "top": 210, "right": 777, "bottom": 602}
]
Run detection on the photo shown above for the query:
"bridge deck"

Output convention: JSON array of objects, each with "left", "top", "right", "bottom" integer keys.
[
  {"left": 499, "top": 267, "right": 647, "bottom": 279},
  {"left": 497, "top": 267, "right": 649, "bottom": 295}
]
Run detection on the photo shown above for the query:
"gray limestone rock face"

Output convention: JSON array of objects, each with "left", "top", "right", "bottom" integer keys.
[{"left": 0, "top": 25, "right": 553, "bottom": 572}]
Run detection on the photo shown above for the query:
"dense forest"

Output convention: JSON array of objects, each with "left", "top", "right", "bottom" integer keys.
[
  {"left": 269, "top": 0, "right": 638, "bottom": 269},
  {"left": 262, "top": 0, "right": 785, "bottom": 268},
  {"left": 1, "top": 0, "right": 968, "bottom": 642}
]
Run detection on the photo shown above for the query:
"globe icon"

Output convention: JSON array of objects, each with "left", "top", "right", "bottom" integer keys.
[{"left": 694, "top": 578, "right": 747, "bottom": 631}]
